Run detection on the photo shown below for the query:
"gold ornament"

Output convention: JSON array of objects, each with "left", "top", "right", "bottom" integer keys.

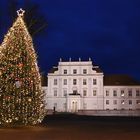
[{"left": 28, "top": 98, "right": 32, "bottom": 102}]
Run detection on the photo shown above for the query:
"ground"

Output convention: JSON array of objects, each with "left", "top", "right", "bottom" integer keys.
[{"left": 0, "top": 114, "right": 140, "bottom": 140}]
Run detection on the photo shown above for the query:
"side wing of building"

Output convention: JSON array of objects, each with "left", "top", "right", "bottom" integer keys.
[{"left": 103, "top": 75, "right": 140, "bottom": 110}]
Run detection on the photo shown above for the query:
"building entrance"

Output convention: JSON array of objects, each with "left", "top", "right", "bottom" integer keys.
[{"left": 71, "top": 101, "right": 78, "bottom": 112}]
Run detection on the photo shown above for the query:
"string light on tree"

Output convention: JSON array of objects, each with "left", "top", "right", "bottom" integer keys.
[{"left": 0, "top": 8, "right": 45, "bottom": 127}]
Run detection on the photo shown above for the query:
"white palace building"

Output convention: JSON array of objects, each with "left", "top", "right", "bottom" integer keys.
[{"left": 42, "top": 58, "right": 140, "bottom": 116}]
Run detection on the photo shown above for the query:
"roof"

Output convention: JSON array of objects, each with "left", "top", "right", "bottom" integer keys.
[
  {"left": 48, "top": 67, "right": 58, "bottom": 73},
  {"left": 41, "top": 75, "right": 48, "bottom": 86},
  {"left": 92, "top": 66, "right": 103, "bottom": 73},
  {"left": 104, "top": 75, "right": 140, "bottom": 86}
]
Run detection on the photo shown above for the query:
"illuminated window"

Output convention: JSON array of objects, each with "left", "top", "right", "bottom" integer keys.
[
  {"left": 121, "top": 100, "right": 125, "bottom": 105},
  {"left": 83, "top": 79, "right": 87, "bottom": 85},
  {"left": 136, "top": 100, "right": 140, "bottom": 104},
  {"left": 83, "top": 69, "right": 87, "bottom": 74},
  {"left": 54, "top": 79, "right": 57, "bottom": 85},
  {"left": 64, "top": 69, "right": 67, "bottom": 74},
  {"left": 93, "top": 79, "right": 97, "bottom": 85},
  {"left": 121, "top": 90, "right": 125, "bottom": 97},
  {"left": 73, "top": 79, "right": 77, "bottom": 85},
  {"left": 106, "top": 100, "right": 109, "bottom": 105},
  {"left": 93, "top": 90, "right": 97, "bottom": 96},
  {"left": 64, "top": 79, "right": 67, "bottom": 85}
]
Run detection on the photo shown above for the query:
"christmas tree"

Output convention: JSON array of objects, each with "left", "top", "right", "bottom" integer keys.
[{"left": 0, "top": 9, "right": 45, "bottom": 127}]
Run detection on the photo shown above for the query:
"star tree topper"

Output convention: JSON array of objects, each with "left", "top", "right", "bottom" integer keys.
[{"left": 17, "top": 8, "right": 25, "bottom": 17}]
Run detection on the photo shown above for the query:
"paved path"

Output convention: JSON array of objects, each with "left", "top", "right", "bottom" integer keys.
[{"left": 0, "top": 115, "right": 140, "bottom": 140}]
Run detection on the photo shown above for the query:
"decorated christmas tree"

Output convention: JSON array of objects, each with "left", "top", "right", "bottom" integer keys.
[{"left": 0, "top": 9, "right": 45, "bottom": 127}]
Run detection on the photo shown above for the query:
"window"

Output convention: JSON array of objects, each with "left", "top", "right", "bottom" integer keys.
[
  {"left": 83, "top": 69, "right": 87, "bottom": 74},
  {"left": 73, "top": 79, "right": 77, "bottom": 85},
  {"left": 83, "top": 79, "right": 87, "bottom": 85},
  {"left": 63, "top": 90, "right": 67, "bottom": 96},
  {"left": 113, "top": 90, "right": 117, "bottom": 97},
  {"left": 64, "top": 69, "right": 67, "bottom": 74},
  {"left": 136, "top": 90, "right": 140, "bottom": 97},
  {"left": 121, "top": 100, "right": 125, "bottom": 105},
  {"left": 93, "top": 79, "right": 97, "bottom": 85},
  {"left": 73, "top": 90, "right": 77, "bottom": 94},
  {"left": 64, "top": 79, "right": 67, "bottom": 85},
  {"left": 106, "top": 100, "right": 109, "bottom": 105},
  {"left": 83, "top": 90, "right": 87, "bottom": 96},
  {"left": 129, "top": 100, "right": 132, "bottom": 105},
  {"left": 106, "top": 90, "right": 109, "bottom": 96},
  {"left": 73, "top": 69, "right": 77, "bottom": 74},
  {"left": 128, "top": 90, "right": 132, "bottom": 97},
  {"left": 121, "top": 90, "right": 125, "bottom": 97},
  {"left": 54, "top": 90, "right": 57, "bottom": 96},
  {"left": 54, "top": 79, "right": 57, "bottom": 85},
  {"left": 113, "top": 100, "right": 117, "bottom": 105},
  {"left": 136, "top": 100, "right": 140, "bottom": 104},
  {"left": 93, "top": 90, "right": 97, "bottom": 96}
]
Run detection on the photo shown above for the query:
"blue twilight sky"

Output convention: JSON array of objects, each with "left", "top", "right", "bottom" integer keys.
[{"left": 1, "top": 0, "right": 140, "bottom": 80}]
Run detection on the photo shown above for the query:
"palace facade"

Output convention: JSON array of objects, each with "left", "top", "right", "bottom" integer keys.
[{"left": 42, "top": 59, "right": 140, "bottom": 116}]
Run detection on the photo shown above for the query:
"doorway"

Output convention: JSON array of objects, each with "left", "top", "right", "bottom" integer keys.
[{"left": 72, "top": 101, "right": 78, "bottom": 112}]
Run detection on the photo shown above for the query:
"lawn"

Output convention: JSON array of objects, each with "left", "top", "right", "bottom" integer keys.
[{"left": 0, "top": 114, "right": 140, "bottom": 140}]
